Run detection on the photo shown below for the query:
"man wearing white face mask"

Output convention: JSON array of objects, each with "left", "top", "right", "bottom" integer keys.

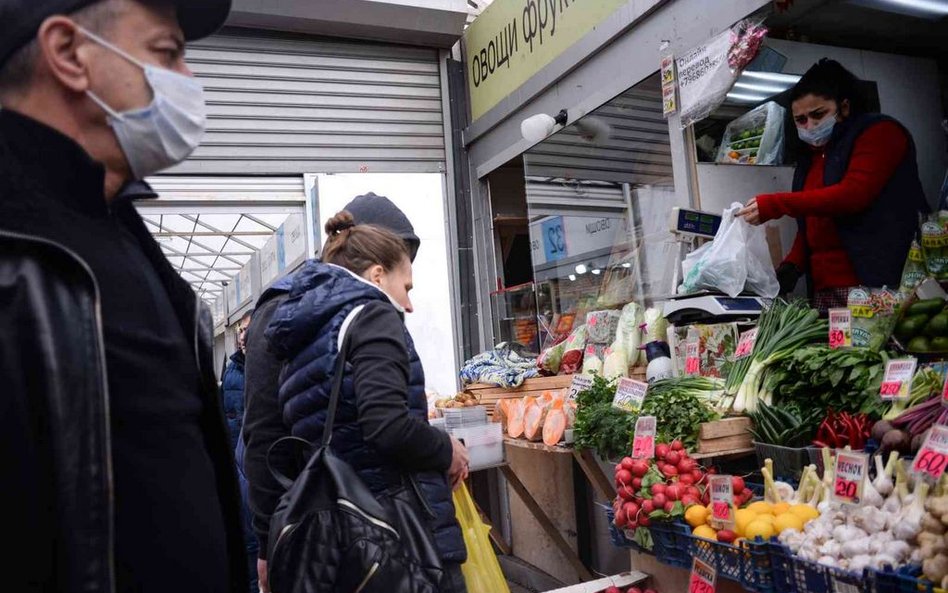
[
  {"left": 737, "top": 59, "right": 928, "bottom": 312},
  {"left": 0, "top": 1, "right": 247, "bottom": 593}
]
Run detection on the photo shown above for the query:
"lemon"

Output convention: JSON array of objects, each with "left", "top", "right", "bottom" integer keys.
[
  {"left": 747, "top": 501, "right": 774, "bottom": 515},
  {"left": 752, "top": 513, "right": 776, "bottom": 524},
  {"left": 789, "top": 504, "right": 820, "bottom": 523},
  {"left": 744, "top": 520, "right": 776, "bottom": 541},
  {"left": 693, "top": 525, "right": 718, "bottom": 540},
  {"left": 734, "top": 509, "right": 757, "bottom": 537},
  {"left": 774, "top": 513, "right": 804, "bottom": 534},
  {"left": 685, "top": 505, "right": 709, "bottom": 528},
  {"left": 772, "top": 502, "right": 791, "bottom": 515}
]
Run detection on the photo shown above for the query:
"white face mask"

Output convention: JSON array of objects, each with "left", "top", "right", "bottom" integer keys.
[{"left": 81, "top": 28, "right": 206, "bottom": 179}]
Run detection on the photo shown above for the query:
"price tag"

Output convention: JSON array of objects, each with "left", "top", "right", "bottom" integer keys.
[
  {"left": 612, "top": 377, "right": 649, "bottom": 412},
  {"left": 689, "top": 557, "right": 716, "bottom": 593},
  {"left": 879, "top": 358, "right": 917, "bottom": 401},
  {"left": 631, "top": 415, "right": 656, "bottom": 459},
  {"left": 832, "top": 450, "right": 868, "bottom": 505},
  {"left": 684, "top": 339, "right": 700, "bottom": 376},
  {"left": 828, "top": 308, "right": 852, "bottom": 349},
  {"left": 709, "top": 475, "right": 735, "bottom": 530},
  {"left": 912, "top": 424, "right": 948, "bottom": 482},
  {"left": 941, "top": 374, "right": 948, "bottom": 408},
  {"left": 733, "top": 328, "right": 757, "bottom": 360},
  {"left": 565, "top": 374, "right": 593, "bottom": 402}
]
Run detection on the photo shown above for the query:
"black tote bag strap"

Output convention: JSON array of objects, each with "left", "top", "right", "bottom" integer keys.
[{"left": 265, "top": 436, "right": 312, "bottom": 490}]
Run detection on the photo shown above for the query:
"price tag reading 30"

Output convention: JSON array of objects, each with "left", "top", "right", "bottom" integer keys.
[
  {"left": 689, "top": 557, "right": 717, "bottom": 593},
  {"left": 829, "top": 308, "right": 852, "bottom": 350},
  {"left": 631, "top": 415, "right": 656, "bottom": 459},
  {"left": 832, "top": 451, "right": 868, "bottom": 505},
  {"left": 685, "top": 339, "right": 700, "bottom": 375},
  {"left": 913, "top": 424, "right": 948, "bottom": 482},
  {"left": 879, "top": 358, "right": 917, "bottom": 401},
  {"left": 709, "top": 475, "right": 735, "bottom": 530},
  {"left": 612, "top": 378, "right": 649, "bottom": 412},
  {"left": 733, "top": 328, "right": 757, "bottom": 360}
]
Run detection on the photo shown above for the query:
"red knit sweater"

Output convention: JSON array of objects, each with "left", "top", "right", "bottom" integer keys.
[{"left": 756, "top": 121, "right": 909, "bottom": 292}]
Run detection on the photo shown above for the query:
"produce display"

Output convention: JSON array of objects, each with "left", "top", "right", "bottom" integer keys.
[
  {"left": 573, "top": 375, "right": 719, "bottom": 459},
  {"left": 895, "top": 296, "right": 948, "bottom": 354},
  {"left": 499, "top": 390, "right": 576, "bottom": 446},
  {"left": 715, "top": 101, "right": 786, "bottom": 166}
]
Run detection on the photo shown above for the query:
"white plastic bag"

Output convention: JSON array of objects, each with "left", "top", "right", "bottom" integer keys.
[
  {"left": 715, "top": 101, "right": 786, "bottom": 166},
  {"left": 679, "top": 203, "right": 778, "bottom": 298}
]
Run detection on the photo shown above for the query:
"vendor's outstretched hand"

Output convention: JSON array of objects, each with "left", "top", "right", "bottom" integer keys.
[{"left": 737, "top": 198, "right": 761, "bottom": 225}]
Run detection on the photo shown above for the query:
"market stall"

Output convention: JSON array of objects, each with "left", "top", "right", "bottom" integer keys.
[{"left": 455, "top": 0, "right": 948, "bottom": 591}]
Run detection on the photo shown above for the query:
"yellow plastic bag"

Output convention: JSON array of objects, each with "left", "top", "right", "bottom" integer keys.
[{"left": 453, "top": 483, "right": 510, "bottom": 593}]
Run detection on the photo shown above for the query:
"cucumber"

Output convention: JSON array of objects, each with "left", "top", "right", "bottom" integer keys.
[
  {"left": 907, "top": 335, "right": 931, "bottom": 352},
  {"left": 932, "top": 336, "right": 948, "bottom": 351},
  {"left": 897, "top": 314, "right": 930, "bottom": 340},
  {"left": 907, "top": 298, "right": 945, "bottom": 317},
  {"left": 926, "top": 312, "right": 948, "bottom": 337}
]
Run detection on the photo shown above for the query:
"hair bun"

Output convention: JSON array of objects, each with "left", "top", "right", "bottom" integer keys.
[{"left": 325, "top": 210, "right": 356, "bottom": 235}]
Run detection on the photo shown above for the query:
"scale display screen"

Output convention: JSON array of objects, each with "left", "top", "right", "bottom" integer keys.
[
  {"left": 676, "top": 209, "right": 721, "bottom": 238},
  {"left": 716, "top": 297, "right": 764, "bottom": 312}
]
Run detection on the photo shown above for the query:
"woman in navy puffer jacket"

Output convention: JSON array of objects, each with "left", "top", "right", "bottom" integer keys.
[{"left": 263, "top": 210, "right": 470, "bottom": 593}]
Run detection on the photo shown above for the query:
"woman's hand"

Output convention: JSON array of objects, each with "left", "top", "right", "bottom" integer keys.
[
  {"left": 448, "top": 436, "right": 470, "bottom": 491},
  {"left": 737, "top": 198, "right": 762, "bottom": 225}
]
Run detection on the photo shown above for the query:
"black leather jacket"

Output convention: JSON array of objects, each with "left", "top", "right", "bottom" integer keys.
[{"left": 0, "top": 111, "right": 247, "bottom": 591}]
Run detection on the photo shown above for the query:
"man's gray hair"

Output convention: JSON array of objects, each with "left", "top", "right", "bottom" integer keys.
[{"left": 0, "top": 0, "right": 122, "bottom": 97}]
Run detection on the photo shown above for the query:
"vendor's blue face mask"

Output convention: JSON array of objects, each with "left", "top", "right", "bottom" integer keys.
[{"left": 796, "top": 112, "right": 838, "bottom": 147}]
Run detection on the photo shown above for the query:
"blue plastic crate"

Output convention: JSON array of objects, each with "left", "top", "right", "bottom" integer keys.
[
  {"left": 649, "top": 520, "right": 692, "bottom": 568},
  {"left": 768, "top": 540, "right": 868, "bottom": 593},
  {"left": 599, "top": 503, "right": 649, "bottom": 553},
  {"left": 686, "top": 531, "right": 773, "bottom": 592},
  {"left": 867, "top": 565, "right": 942, "bottom": 593}
]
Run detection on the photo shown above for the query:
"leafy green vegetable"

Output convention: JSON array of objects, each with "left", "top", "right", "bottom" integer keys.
[
  {"left": 573, "top": 375, "right": 719, "bottom": 459},
  {"left": 764, "top": 346, "right": 890, "bottom": 435},
  {"left": 630, "top": 526, "right": 653, "bottom": 551},
  {"left": 573, "top": 375, "right": 632, "bottom": 461},
  {"left": 748, "top": 402, "right": 821, "bottom": 446}
]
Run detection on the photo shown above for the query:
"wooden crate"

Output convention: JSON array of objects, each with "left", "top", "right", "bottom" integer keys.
[
  {"left": 464, "top": 369, "right": 648, "bottom": 418},
  {"left": 696, "top": 417, "right": 754, "bottom": 454},
  {"left": 464, "top": 375, "right": 573, "bottom": 419}
]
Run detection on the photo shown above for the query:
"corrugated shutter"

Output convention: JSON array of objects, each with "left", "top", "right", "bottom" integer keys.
[
  {"left": 145, "top": 176, "right": 306, "bottom": 202},
  {"left": 523, "top": 76, "right": 672, "bottom": 185},
  {"left": 170, "top": 29, "right": 445, "bottom": 175},
  {"left": 525, "top": 177, "right": 627, "bottom": 218}
]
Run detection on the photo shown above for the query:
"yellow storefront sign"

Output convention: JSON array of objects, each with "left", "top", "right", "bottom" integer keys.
[{"left": 463, "top": 0, "right": 629, "bottom": 121}]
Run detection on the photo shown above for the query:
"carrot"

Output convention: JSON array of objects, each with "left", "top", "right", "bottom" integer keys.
[
  {"left": 543, "top": 399, "right": 567, "bottom": 447},
  {"left": 507, "top": 398, "right": 526, "bottom": 438},
  {"left": 523, "top": 396, "right": 548, "bottom": 441}
]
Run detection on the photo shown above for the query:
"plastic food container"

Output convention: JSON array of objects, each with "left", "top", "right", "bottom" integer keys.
[
  {"left": 443, "top": 406, "right": 488, "bottom": 431},
  {"left": 451, "top": 423, "right": 504, "bottom": 471}
]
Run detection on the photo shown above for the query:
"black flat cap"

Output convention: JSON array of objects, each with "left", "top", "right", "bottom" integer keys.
[{"left": 0, "top": 0, "right": 232, "bottom": 67}]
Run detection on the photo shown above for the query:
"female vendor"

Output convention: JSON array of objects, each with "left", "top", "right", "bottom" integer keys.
[{"left": 738, "top": 59, "right": 928, "bottom": 312}]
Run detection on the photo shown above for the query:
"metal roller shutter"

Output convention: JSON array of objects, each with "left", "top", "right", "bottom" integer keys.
[{"left": 170, "top": 29, "right": 446, "bottom": 175}]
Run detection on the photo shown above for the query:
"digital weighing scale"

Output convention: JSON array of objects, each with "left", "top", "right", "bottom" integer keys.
[{"left": 662, "top": 293, "right": 770, "bottom": 325}]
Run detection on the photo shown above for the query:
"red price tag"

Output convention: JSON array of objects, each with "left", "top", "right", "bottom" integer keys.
[
  {"left": 684, "top": 338, "right": 700, "bottom": 376},
  {"left": 708, "top": 475, "right": 734, "bottom": 529},
  {"left": 689, "top": 557, "right": 716, "bottom": 593},
  {"left": 834, "top": 478, "right": 859, "bottom": 499},
  {"left": 941, "top": 376, "right": 948, "bottom": 408},
  {"left": 880, "top": 381, "right": 902, "bottom": 397},
  {"left": 631, "top": 416, "right": 656, "bottom": 459},
  {"left": 913, "top": 425, "right": 948, "bottom": 481},
  {"left": 832, "top": 451, "right": 867, "bottom": 505},
  {"left": 828, "top": 308, "right": 851, "bottom": 349},
  {"left": 733, "top": 328, "right": 757, "bottom": 360},
  {"left": 880, "top": 359, "right": 916, "bottom": 401},
  {"left": 632, "top": 434, "right": 654, "bottom": 458}
]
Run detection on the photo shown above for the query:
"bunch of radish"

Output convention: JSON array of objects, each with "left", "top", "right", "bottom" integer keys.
[
  {"left": 613, "top": 440, "right": 706, "bottom": 528},
  {"left": 602, "top": 586, "right": 658, "bottom": 593}
]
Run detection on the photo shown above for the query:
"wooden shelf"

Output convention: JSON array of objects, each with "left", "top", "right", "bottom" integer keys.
[
  {"left": 503, "top": 436, "right": 573, "bottom": 455},
  {"left": 691, "top": 446, "right": 756, "bottom": 460}
]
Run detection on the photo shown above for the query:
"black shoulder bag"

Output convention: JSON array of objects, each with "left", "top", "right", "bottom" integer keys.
[{"left": 265, "top": 313, "right": 443, "bottom": 593}]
